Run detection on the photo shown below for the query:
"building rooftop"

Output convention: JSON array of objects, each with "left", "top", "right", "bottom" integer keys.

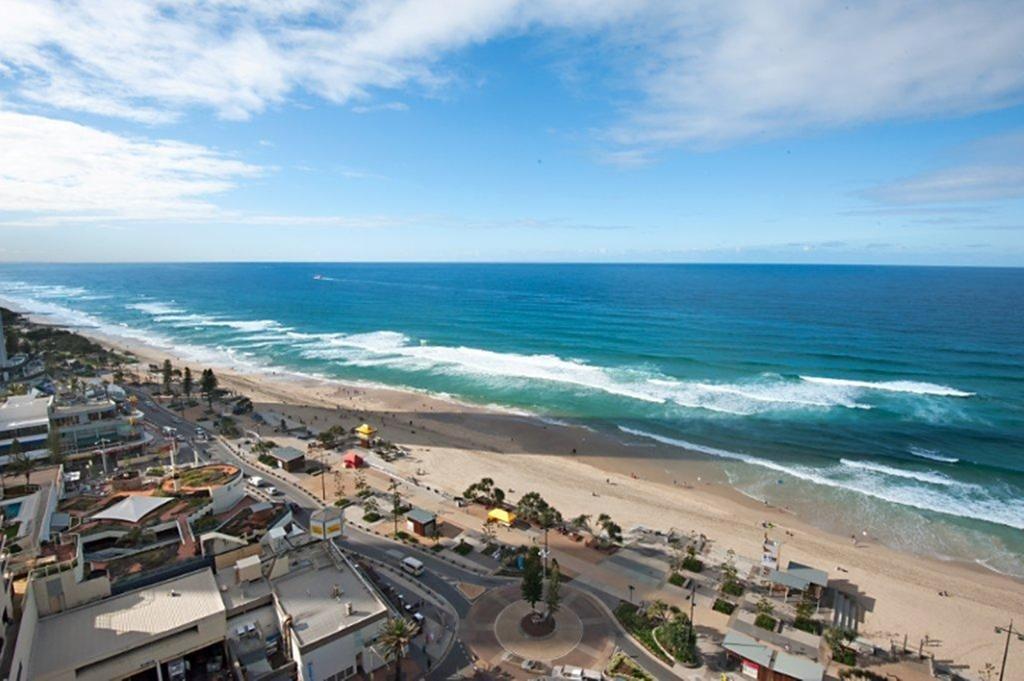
[
  {"left": 769, "top": 568, "right": 811, "bottom": 591},
  {"left": 786, "top": 561, "right": 829, "bottom": 588},
  {"left": 270, "top": 446, "right": 305, "bottom": 463},
  {"left": 723, "top": 630, "right": 774, "bottom": 668},
  {"left": 0, "top": 394, "right": 50, "bottom": 431},
  {"left": 773, "top": 651, "right": 825, "bottom": 681},
  {"left": 272, "top": 543, "right": 387, "bottom": 650},
  {"left": 406, "top": 507, "right": 436, "bottom": 524},
  {"left": 91, "top": 495, "right": 174, "bottom": 523},
  {"left": 30, "top": 568, "right": 225, "bottom": 679}
]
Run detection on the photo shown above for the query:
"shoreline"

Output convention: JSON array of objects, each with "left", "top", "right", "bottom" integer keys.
[{"left": 7, "top": 306, "right": 1024, "bottom": 677}]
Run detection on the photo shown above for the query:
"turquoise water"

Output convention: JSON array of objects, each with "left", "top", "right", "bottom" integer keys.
[{"left": 1, "top": 263, "right": 1022, "bottom": 573}]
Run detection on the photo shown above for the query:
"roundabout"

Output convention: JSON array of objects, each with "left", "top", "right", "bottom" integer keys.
[{"left": 461, "top": 583, "right": 616, "bottom": 674}]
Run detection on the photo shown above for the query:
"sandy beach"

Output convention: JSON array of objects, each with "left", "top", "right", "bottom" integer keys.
[{"left": 67, "top": 326, "right": 1024, "bottom": 679}]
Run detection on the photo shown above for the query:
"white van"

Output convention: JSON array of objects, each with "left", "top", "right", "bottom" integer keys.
[
  {"left": 401, "top": 556, "right": 424, "bottom": 577},
  {"left": 248, "top": 476, "right": 265, "bottom": 488}
]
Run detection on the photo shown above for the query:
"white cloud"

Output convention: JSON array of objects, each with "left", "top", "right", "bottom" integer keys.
[
  {"left": 870, "top": 165, "right": 1024, "bottom": 204},
  {"left": 0, "top": 1, "right": 1020, "bottom": 152},
  {"left": 605, "top": 1, "right": 1024, "bottom": 153},
  {"left": 0, "top": 110, "right": 260, "bottom": 221},
  {"left": 867, "top": 130, "right": 1024, "bottom": 205},
  {"left": 0, "top": 0, "right": 631, "bottom": 122}
]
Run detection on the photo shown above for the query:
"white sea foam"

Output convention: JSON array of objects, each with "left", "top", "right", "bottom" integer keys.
[
  {"left": 293, "top": 333, "right": 888, "bottom": 414},
  {"left": 800, "top": 375, "right": 974, "bottom": 398},
  {"left": 0, "top": 280, "right": 90, "bottom": 300},
  {"left": 127, "top": 301, "right": 184, "bottom": 315},
  {"left": 908, "top": 446, "right": 959, "bottom": 464},
  {"left": 617, "top": 426, "right": 1024, "bottom": 530},
  {"left": 838, "top": 459, "right": 966, "bottom": 487}
]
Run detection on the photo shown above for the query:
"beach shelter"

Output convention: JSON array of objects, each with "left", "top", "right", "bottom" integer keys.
[
  {"left": 487, "top": 508, "right": 516, "bottom": 527},
  {"left": 355, "top": 423, "right": 377, "bottom": 447},
  {"left": 342, "top": 450, "right": 364, "bottom": 469}
]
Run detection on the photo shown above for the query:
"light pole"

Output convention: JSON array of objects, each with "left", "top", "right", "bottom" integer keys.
[
  {"left": 995, "top": 620, "right": 1023, "bottom": 681},
  {"left": 627, "top": 584, "right": 634, "bottom": 604}
]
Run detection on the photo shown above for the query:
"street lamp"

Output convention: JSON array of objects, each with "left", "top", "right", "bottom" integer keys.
[
  {"left": 994, "top": 620, "right": 1023, "bottom": 681},
  {"left": 627, "top": 584, "right": 634, "bottom": 604}
]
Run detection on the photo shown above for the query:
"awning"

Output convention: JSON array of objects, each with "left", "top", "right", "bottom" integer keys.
[
  {"left": 487, "top": 508, "right": 516, "bottom": 525},
  {"left": 92, "top": 495, "right": 173, "bottom": 523}
]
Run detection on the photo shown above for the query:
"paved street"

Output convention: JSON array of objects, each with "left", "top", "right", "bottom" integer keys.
[{"left": 129, "top": 386, "right": 681, "bottom": 680}]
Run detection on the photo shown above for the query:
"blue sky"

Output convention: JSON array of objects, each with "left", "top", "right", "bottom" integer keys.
[{"left": 0, "top": 1, "right": 1022, "bottom": 264}]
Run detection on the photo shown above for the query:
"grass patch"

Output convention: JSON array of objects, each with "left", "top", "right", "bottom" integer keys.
[
  {"left": 681, "top": 556, "right": 703, "bottom": 573},
  {"left": 613, "top": 603, "right": 673, "bottom": 665},
  {"left": 429, "top": 543, "right": 444, "bottom": 553},
  {"left": 832, "top": 648, "right": 857, "bottom": 666},
  {"left": 668, "top": 572, "right": 687, "bottom": 587},
  {"left": 257, "top": 453, "right": 277, "bottom": 467},
  {"left": 452, "top": 541, "right": 474, "bottom": 556},
  {"left": 606, "top": 652, "right": 654, "bottom": 680},
  {"left": 146, "top": 467, "right": 165, "bottom": 477},
  {"left": 755, "top": 614, "right": 777, "bottom": 631},
  {"left": 192, "top": 515, "right": 220, "bottom": 533},
  {"left": 721, "top": 581, "right": 744, "bottom": 597},
  {"left": 362, "top": 512, "right": 381, "bottom": 523},
  {"left": 712, "top": 598, "right": 736, "bottom": 615},
  {"left": 793, "top": 617, "right": 821, "bottom": 635},
  {"left": 334, "top": 497, "right": 351, "bottom": 507}
]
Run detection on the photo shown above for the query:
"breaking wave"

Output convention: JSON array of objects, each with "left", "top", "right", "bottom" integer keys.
[
  {"left": 908, "top": 446, "right": 960, "bottom": 464},
  {"left": 800, "top": 375, "right": 974, "bottom": 398},
  {"left": 617, "top": 427, "right": 1024, "bottom": 530}
]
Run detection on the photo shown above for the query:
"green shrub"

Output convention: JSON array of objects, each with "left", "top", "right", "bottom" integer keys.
[
  {"left": 362, "top": 512, "right": 381, "bottom": 523},
  {"left": 257, "top": 453, "right": 277, "bottom": 467},
  {"left": 606, "top": 652, "right": 653, "bottom": 680},
  {"left": 453, "top": 541, "right": 473, "bottom": 556},
  {"left": 721, "top": 580, "right": 744, "bottom": 597},
  {"left": 681, "top": 556, "right": 703, "bottom": 573},
  {"left": 833, "top": 648, "right": 857, "bottom": 666},
  {"left": 712, "top": 598, "right": 735, "bottom": 615},
  {"left": 146, "top": 467, "right": 165, "bottom": 476},
  {"left": 614, "top": 603, "right": 672, "bottom": 665},
  {"left": 657, "top": 617, "right": 698, "bottom": 665},
  {"left": 838, "top": 668, "right": 886, "bottom": 680},
  {"left": 793, "top": 617, "right": 820, "bottom": 635},
  {"left": 334, "top": 497, "right": 350, "bottom": 507},
  {"left": 668, "top": 572, "right": 687, "bottom": 587},
  {"left": 754, "top": 614, "right": 777, "bottom": 631},
  {"left": 192, "top": 516, "right": 219, "bottom": 533}
]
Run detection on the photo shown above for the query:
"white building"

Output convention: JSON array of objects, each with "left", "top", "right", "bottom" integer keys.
[
  {"left": 218, "top": 538, "right": 391, "bottom": 680},
  {"left": 0, "top": 395, "right": 50, "bottom": 462},
  {"left": 9, "top": 568, "right": 227, "bottom": 681}
]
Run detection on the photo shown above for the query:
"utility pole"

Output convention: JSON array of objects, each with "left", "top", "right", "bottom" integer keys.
[
  {"left": 320, "top": 450, "right": 327, "bottom": 501},
  {"left": 995, "top": 620, "right": 1023, "bottom": 681}
]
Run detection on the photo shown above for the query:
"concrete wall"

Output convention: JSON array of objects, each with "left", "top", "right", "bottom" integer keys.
[
  {"left": 294, "top": 618, "right": 387, "bottom": 681},
  {"left": 6, "top": 579, "right": 39, "bottom": 681},
  {"left": 32, "top": 565, "right": 111, "bottom": 617},
  {"left": 210, "top": 473, "right": 245, "bottom": 514},
  {"left": 71, "top": 609, "right": 227, "bottom": 681}
]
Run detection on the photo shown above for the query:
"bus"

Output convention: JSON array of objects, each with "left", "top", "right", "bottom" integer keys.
[{"left": 401, "top": 556, "right": 424, "bottom": 577}]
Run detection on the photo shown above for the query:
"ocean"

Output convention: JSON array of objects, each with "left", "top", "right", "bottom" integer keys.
[{"left": 1, "top": 263, "right": 1022, "bottom": 574}]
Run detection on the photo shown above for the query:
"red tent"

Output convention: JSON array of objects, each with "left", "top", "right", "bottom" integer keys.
[{"left": 342, "top": 451, "right": 364, "bottom": 469}]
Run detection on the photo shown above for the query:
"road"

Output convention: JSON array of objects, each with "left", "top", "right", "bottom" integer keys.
[{"left": 130, "top": 386, "right": 680, "bottom": 680}]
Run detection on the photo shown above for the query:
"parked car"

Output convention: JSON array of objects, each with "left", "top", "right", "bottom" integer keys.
[{"left": 521, "top": 659, "right": 546, "bottom": 674}]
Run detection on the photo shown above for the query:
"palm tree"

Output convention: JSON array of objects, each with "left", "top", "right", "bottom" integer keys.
[
  {"left": 569, "top": 514, "right": 591, "bottom": 534},
  {"left": 182, "top": 367, "right": 193, "bottom": 402},
  {"left": 379, "top": 617, "right": 413, "bottom": 681},
  {"left": 8, "top": 441, "right": 35, "bottom": 486},
  {"left": 47, "top": 427, "right": 66, "bottom": 468}
]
